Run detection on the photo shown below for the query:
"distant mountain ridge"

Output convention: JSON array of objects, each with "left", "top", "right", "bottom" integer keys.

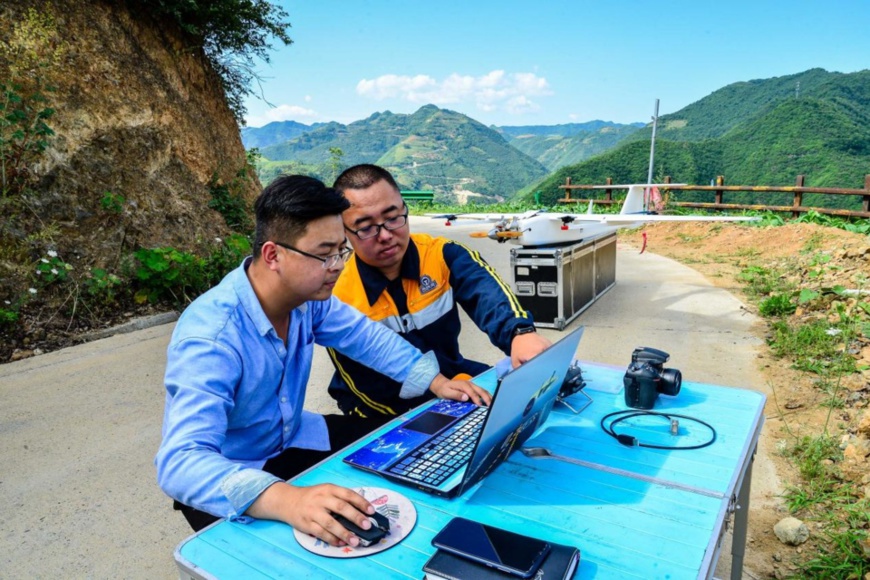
[
  {"left": 243, "top": 68, "right": 870, "bottom": 207},
  {"left": 253, "top": 105, "right": 550, "bottom": 202},
  {"left": 241, "top": 120, "right": 324, "bottom": 149},
  {"left": 243, "top": 116, "right": 644, "bottom": 178}
]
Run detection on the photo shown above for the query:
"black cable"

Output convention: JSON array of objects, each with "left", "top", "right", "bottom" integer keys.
[{"left": 600, "top": 410, "right": 717, "bottom": 450}]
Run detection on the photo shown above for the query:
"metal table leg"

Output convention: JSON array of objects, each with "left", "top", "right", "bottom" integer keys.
[{"left": 730, "top": 450, "right": 755, "bottom": 579}]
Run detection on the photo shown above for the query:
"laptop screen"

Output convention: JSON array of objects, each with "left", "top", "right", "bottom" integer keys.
[{"left": 458, "top": 325, "right": 584, "bottom": 494}]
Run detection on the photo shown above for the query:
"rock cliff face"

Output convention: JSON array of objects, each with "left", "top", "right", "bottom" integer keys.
[{"left": 1, "top": 0, "right": 258, "bottom": 274}]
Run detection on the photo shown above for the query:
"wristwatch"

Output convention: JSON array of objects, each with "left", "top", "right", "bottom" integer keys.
[{"left": 512, "top": 325, "right": 537, "bottom": 338}]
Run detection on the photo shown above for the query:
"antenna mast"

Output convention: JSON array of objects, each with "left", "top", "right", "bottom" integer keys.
[
  {"left": 645, "top": 98, "right": 660, "bottom": 211},
  {"left": 646, "top": 98, "right": 659, "bottom": 186}
]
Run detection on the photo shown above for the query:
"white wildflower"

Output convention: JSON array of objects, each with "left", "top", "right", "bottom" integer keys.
[
  {"left": 215, "top": 237, "right": 223, "bottom": 244},
  {"left": 51, "top": 268, "right": 59, "bottom": 275},
  {"left": 41, "top": 258, "right": 49, "bottom": 263},
  {"left": 28, "top": 288, "right": 37, "bottom": 295},
  {"left": 4, "top": 300, "right": 10, "bottom": 305},
  {"left": 47, "top": 250, "right": 57, "bottom": 258},
  {"left": 825, "top": 328, "right": 842, "bottom": 336}
]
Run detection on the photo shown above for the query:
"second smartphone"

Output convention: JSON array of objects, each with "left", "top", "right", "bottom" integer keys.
[{"left": 431, "top": 517, "right": 551, "bottom": 578}]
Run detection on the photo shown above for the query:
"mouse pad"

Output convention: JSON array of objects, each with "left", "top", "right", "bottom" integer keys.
[{"left": 293, "top": 486, "right": 416, "bottom": 558}]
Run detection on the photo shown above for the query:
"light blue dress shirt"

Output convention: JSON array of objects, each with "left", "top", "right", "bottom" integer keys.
[{"left": 155, "top": 258, "right": 439, "bottom": 520}]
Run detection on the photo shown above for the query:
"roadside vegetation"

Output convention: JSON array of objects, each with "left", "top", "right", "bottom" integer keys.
[{"left": 735, "top": 228, "right": 870, "bottom": 579}]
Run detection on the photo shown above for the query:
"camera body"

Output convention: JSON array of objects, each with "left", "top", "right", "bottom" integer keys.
[{"left": 623, "top": 347, "right": 682, "bottom": 409}]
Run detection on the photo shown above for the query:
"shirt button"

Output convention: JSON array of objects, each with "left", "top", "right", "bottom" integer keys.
[
  {"left": 284, "top": 425, "right": 290, "bottom": 432},
  {"left": 281, "top": 396, "right": 287, "bottom": 403}
]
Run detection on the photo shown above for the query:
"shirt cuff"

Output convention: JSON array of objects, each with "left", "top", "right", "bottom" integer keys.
[
  {"left": 221, "top": 468, "right": 283, "bottom": 520},
  {"left": 399, "top": 350, "right": 439, "bottom": 399}
]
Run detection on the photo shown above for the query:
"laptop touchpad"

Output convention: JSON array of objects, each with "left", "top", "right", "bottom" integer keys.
[{"left": 402, "top": 412, "right": 455, "bottom": 435}]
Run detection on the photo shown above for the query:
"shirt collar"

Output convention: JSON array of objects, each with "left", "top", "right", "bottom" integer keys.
[
  {"left": 356, "top": 238, "right": 421, "bottom": 306},
  {"left": 233, "top": 256, "right": 306, "bottom": 338}
]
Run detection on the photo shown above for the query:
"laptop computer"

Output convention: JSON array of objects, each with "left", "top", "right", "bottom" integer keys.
[{"left": 343, "top": 326, "right": 585, "bottom": 498}]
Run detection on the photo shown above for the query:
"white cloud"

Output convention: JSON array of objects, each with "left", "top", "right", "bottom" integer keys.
[
  {"left": 245, "top": 104, "right": 318, "bottom": 127},
  {"left": 356, "top": 70, "right": 552, "bottom": 115},
  {"left": 356, "top": 74, "right": 437, "bottom": 100}
]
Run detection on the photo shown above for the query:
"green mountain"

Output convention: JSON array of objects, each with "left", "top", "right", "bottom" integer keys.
[
  {"left": 625, "top": 68, "right": 839, "bottom": 143},
  {"left": 241, "top": 120, "right": 324, "bottom": 149},
  {"left": 530, "top": 69, "right": 870, "bottom": 210},
  {"left": 258, "top": 105, "right": 549, "bottom": 202},
  {"left": 502, "top": 124, "right": 643, "bottom": 171}
]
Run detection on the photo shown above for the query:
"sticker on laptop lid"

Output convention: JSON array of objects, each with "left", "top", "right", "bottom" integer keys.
[{"left": 293, "top": 486, "right": 416, "bottom": 558}]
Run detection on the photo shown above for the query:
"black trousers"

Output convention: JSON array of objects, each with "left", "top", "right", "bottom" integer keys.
[{"left": 174, "top": 414, "right": 383, "bottom": 531}]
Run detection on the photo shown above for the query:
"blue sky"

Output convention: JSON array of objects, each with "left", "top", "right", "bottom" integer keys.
[{"left": 243, "top": 1, "right": 869, "bottom": 128}]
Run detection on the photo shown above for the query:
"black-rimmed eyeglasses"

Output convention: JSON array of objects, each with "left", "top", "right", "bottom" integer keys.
[
  {"left": 272, "top": 241, "right": 353, "bottom": 269},
  {"left": 345, "top": 211, "right": 409, "bottom": 240}
]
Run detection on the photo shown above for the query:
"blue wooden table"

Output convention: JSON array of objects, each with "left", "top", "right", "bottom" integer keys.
[{"left": 175, "top": 361, "right": 765, "bottom": 579}]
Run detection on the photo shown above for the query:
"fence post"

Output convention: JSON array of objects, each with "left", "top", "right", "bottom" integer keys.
[
  {"left": 793, "top": 175, "right": 805, "bottom": 219},
  {"left": 605, "top": 177, "right": 612, "bottom": 202},
  {"left": 864, "top": 175, "right": 870, "bottom": 213},
  {"left": 564, "top": 177, "right": 572, "bottom": 201},
  {"left": 715, "top": 176, "right": 724, "bottom": 205}
]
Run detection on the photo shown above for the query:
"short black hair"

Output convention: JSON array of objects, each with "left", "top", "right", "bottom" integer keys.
[
  {"left": 252, "top": 175, "right": 350, "bottom": 259},
  {"left": 333, "top": 164, "right": 400, "bottom": 195}
]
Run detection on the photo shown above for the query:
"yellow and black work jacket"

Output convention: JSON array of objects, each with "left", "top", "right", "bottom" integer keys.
[{"left": 327, "top": 233, "right": 533, "bottom": 419}]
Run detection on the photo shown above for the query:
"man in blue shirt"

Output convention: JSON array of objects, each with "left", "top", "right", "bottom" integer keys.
[{"left": 156, "top": 175, "right": 490, "bottom": 547}]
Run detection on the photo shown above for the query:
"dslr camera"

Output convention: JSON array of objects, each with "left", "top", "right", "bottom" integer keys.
[{"left": 623, "top": 347, "right": 682, "bottom": 409}]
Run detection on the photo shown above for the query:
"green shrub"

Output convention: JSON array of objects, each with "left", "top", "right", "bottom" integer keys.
[
  {"left": 131, "top": 247, "right": 207, "bottom": 305},
  {"left": 0, "top": 8, "right": 63, "bottom": 198},
  {"left": 82, "top": 268, "right": 124, "bottom": 307},
  {"left": 99, "top": 190, "right": 125, "bottom": 214},
  {"left": 208, "top": 175, "right": 252, "bottom": 234},
  {"left": 35, "top": 251, "right": 72, "bottom": 285},
  {"left": 758, "top": 293, "right": 796, "bottom": 317},
  {"left": 205, "top": 234, "right": 251, "bottom": 282},
  {"left": 130, "top": 236, "right": 251, "bottom": 306},
  {"left": 0, "top": 306, "right": 19, "bottom": 330}
]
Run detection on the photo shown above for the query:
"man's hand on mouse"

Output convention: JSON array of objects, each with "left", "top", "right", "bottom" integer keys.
[{"left": 245, "top": 482, "right": 375, "bottom": 546}]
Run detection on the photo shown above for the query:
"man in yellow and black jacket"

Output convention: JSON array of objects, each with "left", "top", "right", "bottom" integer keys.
[{"left": 328, "top": 164, "right": 551, "bottom": 424}]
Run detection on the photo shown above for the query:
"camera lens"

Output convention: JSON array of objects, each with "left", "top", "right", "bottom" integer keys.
[{"left": 658, "top": 368, "right": 682, "bottom": 396}]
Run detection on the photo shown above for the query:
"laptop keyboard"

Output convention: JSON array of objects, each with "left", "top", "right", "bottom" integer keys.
[{"left": 387, "top": 406, "right": 489, "bottom": 486}]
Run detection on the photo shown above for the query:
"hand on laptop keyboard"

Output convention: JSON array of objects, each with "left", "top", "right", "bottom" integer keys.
[{"left": 428, "top": 374, "right": 492, "bottom": 407}]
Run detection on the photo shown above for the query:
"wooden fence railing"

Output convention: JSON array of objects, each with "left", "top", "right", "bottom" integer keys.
[{"left": 557, "top": 175, "right": 870, "bottom": 219}]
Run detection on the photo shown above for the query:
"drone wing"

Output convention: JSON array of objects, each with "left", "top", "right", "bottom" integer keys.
[{"left": 565, "top": 213, "right": 759, "bottom": 225}]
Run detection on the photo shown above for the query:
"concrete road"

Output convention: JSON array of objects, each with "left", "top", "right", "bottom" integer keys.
[{"left": 0, "top": 216, "right": 773, "bottom": 579}]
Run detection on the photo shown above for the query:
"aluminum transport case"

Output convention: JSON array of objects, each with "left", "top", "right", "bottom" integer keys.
[{"left": 510, "top": 233, "right": 616, "bottom": 330}]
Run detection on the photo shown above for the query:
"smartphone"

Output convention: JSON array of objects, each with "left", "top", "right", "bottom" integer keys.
[{"left": 431, "top": 517, "right": 550, "bottom": 578}]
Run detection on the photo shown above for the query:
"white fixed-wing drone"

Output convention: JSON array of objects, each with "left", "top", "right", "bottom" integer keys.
[{"left": 429, "top": 184, "right": 759, "bottom": 247}]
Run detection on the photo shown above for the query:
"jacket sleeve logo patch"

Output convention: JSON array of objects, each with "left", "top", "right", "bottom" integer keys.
[{"left": 419, "top": 275, "right": 438, "bottom": 294}]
